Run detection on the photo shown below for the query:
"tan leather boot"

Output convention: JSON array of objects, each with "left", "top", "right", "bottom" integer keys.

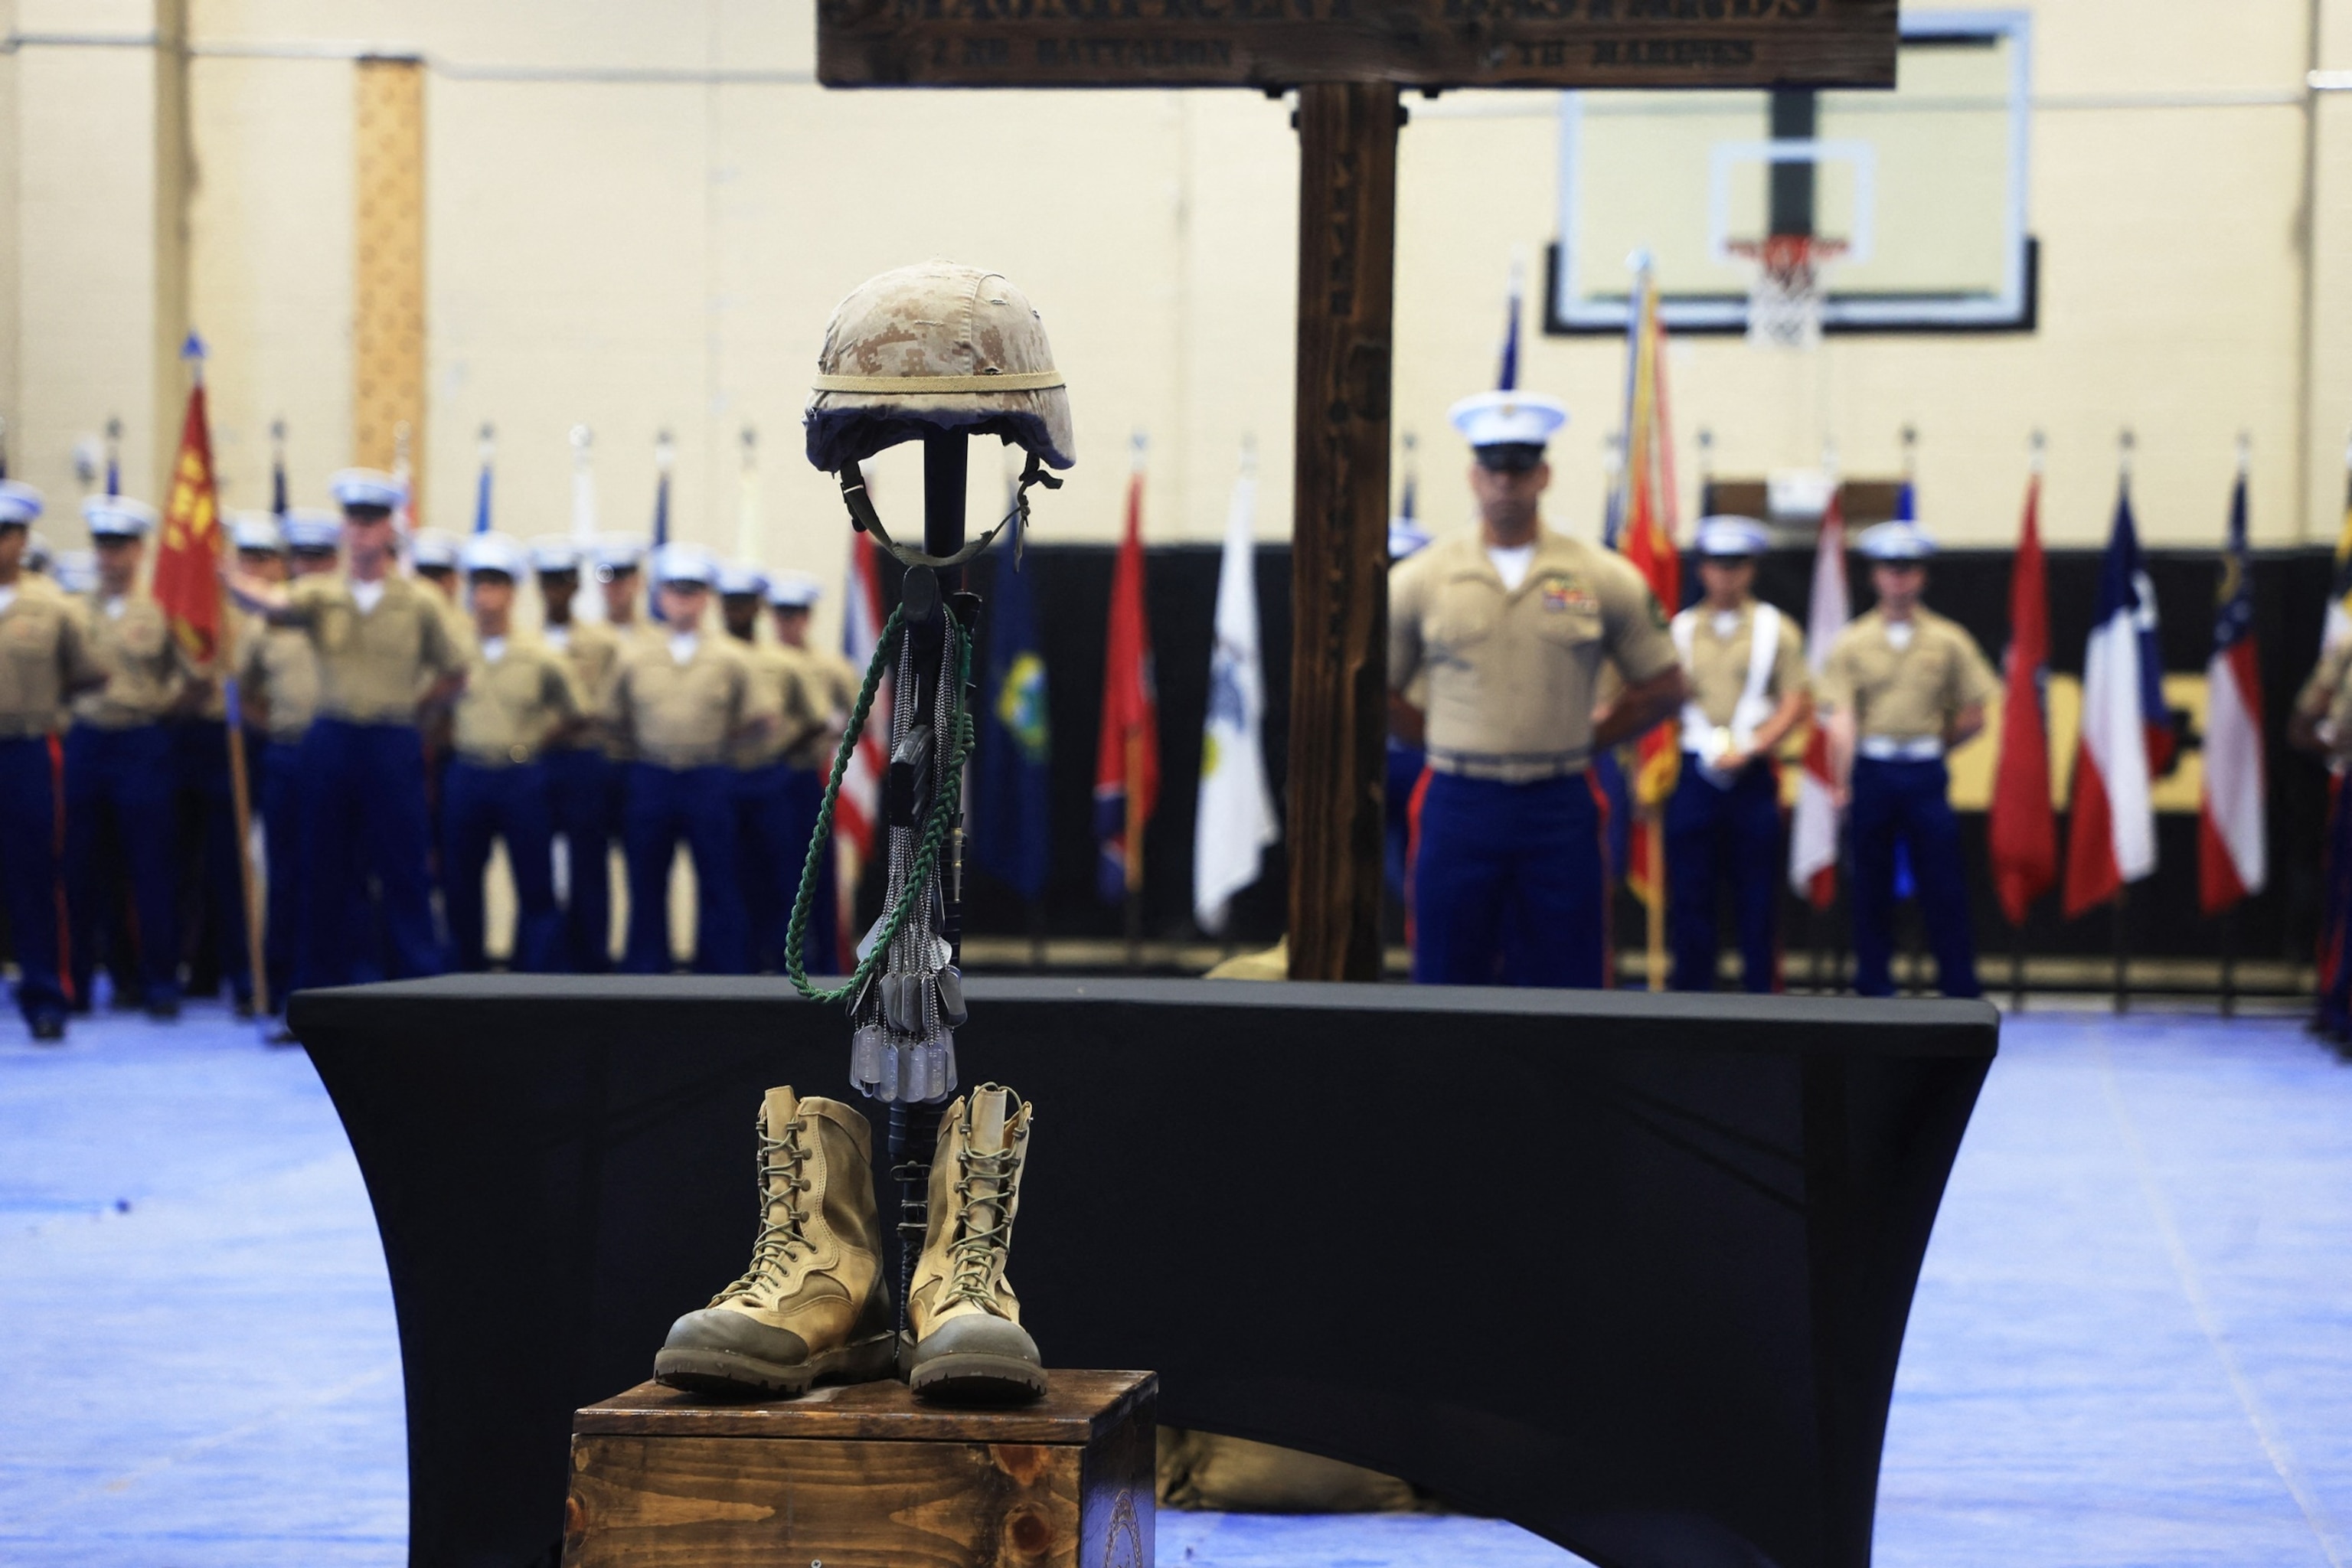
[
  {"left": 905, "top": 1083, "right": 1046, "bottom": 1403},
  {"left": 654, "top": 1086, "right": 895, "bottom": 1398}
]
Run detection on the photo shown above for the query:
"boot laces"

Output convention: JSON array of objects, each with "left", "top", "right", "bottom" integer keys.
[
  {"left": 714, "top": 1117, "right": 814, "bottom": 1305},
  {"left": 942, "top": 1139, "right": 1019, "bottom": 1312}
]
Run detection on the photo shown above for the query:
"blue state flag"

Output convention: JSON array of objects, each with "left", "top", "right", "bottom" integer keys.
[{"left": 976, "top": 544, "right": 1052, "bottom": 900}]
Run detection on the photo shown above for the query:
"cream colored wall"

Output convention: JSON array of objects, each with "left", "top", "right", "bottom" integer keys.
[{"left": 0, "top": 0, "right": 2346, "bottom": 581}]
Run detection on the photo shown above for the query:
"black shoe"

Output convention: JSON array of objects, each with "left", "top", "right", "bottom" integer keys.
[
  {"left": 233, "top": 1000, "right": 256, "bottom": 1021},
  {"left": 29, "top": 1014, "right": 67, "bottom": 1044},
  {"left": 264, "top": 1023, "right": 299, "bottom": 1047},
  {"left": 144, "top": 995, "right": 181, "bottom": 1022}
]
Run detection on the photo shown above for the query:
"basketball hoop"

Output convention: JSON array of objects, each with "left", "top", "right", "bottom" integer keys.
[{"left": 1727, "top": 234, "right": 1846, "bottom": 350}]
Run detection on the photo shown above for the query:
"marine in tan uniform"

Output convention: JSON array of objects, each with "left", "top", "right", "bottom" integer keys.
[
  {"left": 1388, "top": 390, "right": 1686, "bottom": 988},
  {"left": 533, "top": 535, "right": 626, "bottom": 971},
  {"left": 234, "top": 511, "right": 324, "bottom": 1012},
  {"left": 67, "top": 496, "right": 198, "bottom": 1018},
  {"left": 443, "top": 533, "right": 583, "bottom": 973},
  {"left": 718, "top": 563, "right": 823, "bottom": 972},
  {"left": 1818, "top": 519, "right": 1999, "bottom": 998},
  {"left": 765, "top": 570, "right": 851, "bottom": 970},
  {"left": 0, "top": 481, "right": 104, "bottom": 1039},
  {"left": 226, "top": 469, "right": 463, "bottom": 987},
  {"left": 605, "top": 545, "right": 761, "bottom": 974},
  {"left": 1664, "top": 516, "right": 1811, "bottom": 993}
]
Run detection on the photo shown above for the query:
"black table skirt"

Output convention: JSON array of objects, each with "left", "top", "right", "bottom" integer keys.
[{"left": 290, "top": 975, "right": 1996, "bottom": 1568}]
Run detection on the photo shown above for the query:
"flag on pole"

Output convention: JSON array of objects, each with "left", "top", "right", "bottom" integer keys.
[
  {"left": 1987, "top": 456, "right": 2057, "bottom": 924},
  {"left": 836, "top": 521, "right": 891, "bottom": 968},
  {"left": 472, "top": 425, "right": 495, "bottom": 534},
  {"left": 2326, "top": 436, "right": 2352, "bottom": 655},
  {"left": 1094, "top": 456, "right": 1160, "bottom": 904},
  {"left": 648, "top": 431, "right": 675, "bottom": 623},
  {"left": 1496, "top": 251, "right": 1524, "bottom": 394},
  {"left": 733, "top": 426, "right": 760, "bottom": 564},
  {"left": 1194, "top": 455, "right": 1278, "bottom": 933},
  {"left": 1615, "top": 260, "right": 1682, "bottom": 919},
  {"left": 1788, "top": 484, "right": 1850, "bottom": 905},
  {"left": 152, "top": 335, "right": 225, "bottom": 663},
  {"left": 2199, "top": 454, "right": 2265, "bottom": 914},
  {"left": 570, "top": 425, "right": 598, "bottom": 544},
  {"left": 2062, "top": 473, "right": 2166, "bottom": 916},
  {"left": 269, "top": 420, "right": 288, "bottom": 518},
  {"left": 975, "top": 526, "right": 1051, "bottom": 901},
  {"left": 105, "top": 417, "right": 122, "bottom": 497}
]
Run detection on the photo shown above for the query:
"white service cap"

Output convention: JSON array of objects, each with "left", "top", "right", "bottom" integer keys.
[
  {"left": 591, "top": 534, "right": 646, "bottom": 574},
  {"left": 0, "top": 480, "right": 44, "bottom": 526},
  {"left": 283, "top": 508, "right": 343, "bottom": 551},
  {"left": 54, "top": 548, "right": 98, "bottom": 595},
  {"left": 329, "top": 468, "right": 408, "bottom": 511},
  {"left": 230, "top": 512, "right": 286, "bottom": 554},
  {"left": 717, "top": 560, "right": 769, "bottom": 598},
  {"left": 461, "top": 531, "right": 527, "bottom": 578},
  {"left": 1389, "top": 515, "right": 1432, "bottom": 561},
  {"left": 528, "top": 534, "right": 581, "bottom": 573},
  {"left": 1694, "top": 514, "right": 1771, "bottom": 558},
  {"left": 1854, "top": 520, "right": 1936, "bottom": 561},
  {"left": 82, "top": 495, "right": 159, "bottom": 538},
  {"left": 765, "top": 570, "right": 823, "bottom": 609},
  {"left": 410, "top": 528, "right": 462, "bottom": 570},
  {"left": 652, "top": 542, "right": 716, "bottom": 587},
  {"left": 1446, "top": 390, "right": 1568, "bottom": 455}
]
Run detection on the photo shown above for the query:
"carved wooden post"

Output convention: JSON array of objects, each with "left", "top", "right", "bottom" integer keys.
[{"left": 1286, "top": 81, "right": 1397, "bottom": 984}]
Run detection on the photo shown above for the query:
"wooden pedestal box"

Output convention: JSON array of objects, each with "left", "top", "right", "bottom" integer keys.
[{"left": 562, "top": 1371, "right": 1155, "bottom": 1568}]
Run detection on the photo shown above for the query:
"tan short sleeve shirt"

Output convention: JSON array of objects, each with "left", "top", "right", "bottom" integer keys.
[
  {"left": 242, "top": 619, "right": 322, "bottom": 743},
  {"left": 2298, "top": 641, "right": 2352, "bottom": 763},
  {"left": 286, "top": 575, "right": 462, "bottom": 726},
  {"left": 0, "top": 580, "right": 103, "bottom": 737},
  {"left": 605, "top": 632, "right": 753, "bottom": 769},
  {"left": 1677, "top": 600, "right": 1809, "bottom": 727},
  {"left": 1390, "top": 530, "right": 1678, "bottom": 781},
  {"left": 786, "top": 646, "right": 861, "bottom": 771},
  {"left": 74, "top": 595, "right": 191, "bottom": 729},
  {"left": 730, "top": 642, "right": 806, "bottom": 770},
  {"left": 1818, "top": 607, "right": 1999, "bottom": 741},
  {"left": 453, "top": 636, "right": 583, "bottom": 765}
]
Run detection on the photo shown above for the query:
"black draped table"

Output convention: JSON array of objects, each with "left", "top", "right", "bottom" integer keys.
[{"left": 289, "top": 975, "right": 1997, "bottom": 1568}]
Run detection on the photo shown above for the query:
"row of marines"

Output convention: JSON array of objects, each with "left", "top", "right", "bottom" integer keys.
[{"left": 0, "top": 469, "right": 859, "bottom": 1042}]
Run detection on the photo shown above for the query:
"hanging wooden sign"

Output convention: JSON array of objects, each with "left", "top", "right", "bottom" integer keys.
[{"left": 818, "top": 0, "right": 1896, "bottom": 91}]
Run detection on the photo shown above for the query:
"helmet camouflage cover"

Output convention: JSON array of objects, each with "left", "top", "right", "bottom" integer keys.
[{"left": 805, "top": 260, "right": 1075, "bottom": 475}]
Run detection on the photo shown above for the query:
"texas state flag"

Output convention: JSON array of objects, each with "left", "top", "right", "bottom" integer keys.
[{"left": 2063, "top": 485, "right": 2172, "bottom": 916}]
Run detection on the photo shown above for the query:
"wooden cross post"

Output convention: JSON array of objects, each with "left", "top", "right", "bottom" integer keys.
[{"left": 818, "top": 0, "right": 1895, "bottom": 983}]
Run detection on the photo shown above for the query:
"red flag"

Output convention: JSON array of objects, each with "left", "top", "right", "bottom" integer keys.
[
  {"left": 1788, "top": 485, "right": 1848, "bottom": 909},
  {"left": 1988, "top": 472, "right": 2058, "bottom": 924},
  {"left": 152, "top": 381, "right": 224, "bottom": 662},
  {"left": 1093, "top": 469, "right": 1159, "bottom": 903},
  {"left": 1619, "top": 292, "right": 1680, "bottom": 906}
]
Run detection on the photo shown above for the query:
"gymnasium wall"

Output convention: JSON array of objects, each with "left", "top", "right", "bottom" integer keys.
[{"left": 0, "top": 0, "right": 2348, "bottom": 658}]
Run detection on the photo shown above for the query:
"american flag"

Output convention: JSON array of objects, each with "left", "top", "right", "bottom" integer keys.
[{"left": 836, "top": 521, "right": 891, "bottom": 968}]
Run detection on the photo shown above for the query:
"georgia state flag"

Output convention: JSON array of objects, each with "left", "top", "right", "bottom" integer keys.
[{"left": 2063, "top": 488, "right": 2171, "bottom": 916}]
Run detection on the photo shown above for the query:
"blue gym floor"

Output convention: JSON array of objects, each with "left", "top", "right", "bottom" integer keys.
[{"left": 3, "top": 1006, "right": 2348, "bottom": 1566}]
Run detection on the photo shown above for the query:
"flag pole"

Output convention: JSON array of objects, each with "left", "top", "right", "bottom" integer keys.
[
  {"left": 186, "top": 338, "right": 270, "bottom": 1018},
  {"left": 1125, "top": 728, "right": 1145, "bottom": 968},
  {"left": 2112, "top": 428, "right": 2136, "bottom": 1016}
]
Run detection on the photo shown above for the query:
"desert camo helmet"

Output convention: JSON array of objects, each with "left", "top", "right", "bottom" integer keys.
[{"left": 804, "top": 260, "right": 1075, "bottom": 475}]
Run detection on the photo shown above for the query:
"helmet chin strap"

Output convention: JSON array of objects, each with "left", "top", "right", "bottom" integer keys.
[{"left": 838, "top": 450, "right": 1062, "bottom": 571}]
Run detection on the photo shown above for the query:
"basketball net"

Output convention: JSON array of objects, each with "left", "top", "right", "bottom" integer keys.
[{"left": 1728, "top": 234, "right": 1844, "bottom": 350}]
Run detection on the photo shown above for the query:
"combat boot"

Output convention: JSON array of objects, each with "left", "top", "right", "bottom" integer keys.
[
  {"left": 655, "top": 1086, "right": 895, "bottom": 1398},
  {"left": 906, "top": 1083, "right": 1046, "bottom": 1403}
]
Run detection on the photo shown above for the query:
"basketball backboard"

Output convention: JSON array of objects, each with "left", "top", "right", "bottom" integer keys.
[{"left": 1549, "top": 10, "right": 2032, "bottom": 335}]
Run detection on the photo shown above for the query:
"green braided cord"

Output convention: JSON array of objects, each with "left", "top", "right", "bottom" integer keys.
[{"left": 784, "top": 603, "right": 975, "bottom": 1007}]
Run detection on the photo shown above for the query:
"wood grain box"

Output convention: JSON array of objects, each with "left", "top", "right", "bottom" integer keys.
[{"left": 562, "top": 1371, "right": 1155, "bottom": 1568}]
